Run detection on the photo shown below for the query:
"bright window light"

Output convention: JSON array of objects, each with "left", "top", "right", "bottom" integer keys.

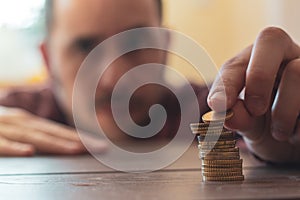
[{"left": 0, "top": 0, "right": 45, "bottom": 28}]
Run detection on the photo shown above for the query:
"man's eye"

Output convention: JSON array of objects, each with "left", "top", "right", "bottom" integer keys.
[
  {"left": 74, "top": 38, "right": 98, "bottom": 53},
  {"left": 120, "top": 32, "right": 160, "bottom": 51},
  {"left": 122, "top": 35, "right": 144, "bottom": 50}
]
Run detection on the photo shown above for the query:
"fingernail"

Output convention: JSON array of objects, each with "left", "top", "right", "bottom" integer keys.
[
  {"left": 210, "top": 91, "right": 226, "bottom": 101},
  {"left": 208, "top": 91, "right": 227, "bottom": 111},
  {"left": 246, "top": 96, "right": 266, "bottom": 116},
  {"left": 16, "top": 145, "right": 35, "bottom": 155}
]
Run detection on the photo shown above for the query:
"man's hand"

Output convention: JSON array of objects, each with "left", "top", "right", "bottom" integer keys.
[
  {"left": 0, "top": 107, "right": 107, "bottom": 156},
  {"left": 208, "top": 27, "right": 300, "bottom": 163}
]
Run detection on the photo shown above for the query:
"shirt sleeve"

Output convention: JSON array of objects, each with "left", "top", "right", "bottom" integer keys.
[{"left": 0, "top": 85, "right": 68, "bottom": 125}]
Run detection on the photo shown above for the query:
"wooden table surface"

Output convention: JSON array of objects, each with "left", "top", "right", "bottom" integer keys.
[{"left": 1, "top": 142, "right": 300, "bottom": 200}]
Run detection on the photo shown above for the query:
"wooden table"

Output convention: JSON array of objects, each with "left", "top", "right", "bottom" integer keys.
[{"left": 1, "top": 142, "right": 300, "bottom": 200}]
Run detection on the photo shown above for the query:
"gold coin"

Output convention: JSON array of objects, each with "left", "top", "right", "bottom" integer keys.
[
  {"left": 202, "top": 163, "right": 243, "bottom": 168},
  {"left": 190, "top": 121, "right": 225, "bottom": 127},
  {"left": 197, "top": 137, "right": 234, "bottom": 143},
  {"left": 197, "top": 135, "right": 235, "bottom": 142},
  {"left": 197, "top": 132, "right": 234, "bottom": 141},
  {"left": 202, "top": 171, "right": 242, "bottom": 177},
  {"left": 191, "top": 127, "right": 225, "bottom": 133},
  {"left": 199, "top": 142, "right": 236, "bottom": 149},
  {"left": 192, "top": 127, "right": 229, "bottom": 134},
  {"left": 190, "top": 122, "right": 224, "bottom": 128},
  {"left": 200, "top": 155, "right": 240, "bottom": 160},
  {"left": 197, "top": 136, "right": 234, "bottom": 142},
  {"left": 199, "top": 140, "right": 236, "bottom": 146},
  {"left": 202, "top": 110, "right": 234, "bottom": 123},
  {"left": 202, "top": 167, "right": 242, "bottom": 173},
  {"left": 194, "top": 130, "right": 233, "bottom": 136},
  {"left": 199, "top": 144, "right": 236, "bottom": 149},
  {"left": 197, "top": 135, "right": 234, "bottom": 142},
  {"left": 203, "top": 175, "right": 244, "bottom": 182},
  {"left": 200, "top": 151, "right": 239, "bottom": 157},
  {"left": 190, "top": 122, "right": 210, "bottom": 128},
  {"left": 200, "top": 142, "right": 236, "bottom": 147},
  {"left": 199, "top": 147, "right": 239, "bottom": 153},
  {"left": 203, "top": 159, "right": 243, "bottom": 165},
  {"left": 190, "top": 125, "right": 225, "bottom": 131},
  {"left": 191, "top": 128, "right": 224, "bottom": 134},
  {"left": 207, "top": 130, "right": 233, "bottom": 135}
]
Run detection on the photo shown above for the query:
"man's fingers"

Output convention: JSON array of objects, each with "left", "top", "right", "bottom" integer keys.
[
  {"left": 27, "top": 117, "right": 81, "bottom": 142},
  {"left": 0, "top": 123, "right": 86, "bottom": 155},
  {"left": 0, "top": 117, "right": 107, "bottom": 153},
  {"left": 271, "top": 59, "right": 300, "bottom": 141},
  {"left": 0, "top": 136, "right": 35, "bottom": 157},
  {"left": 0, "top": 108, "right": 107, "bottom": 155},
  {"left": 245, "top": 27, "right": 300, "bottom": 116},
  {"left": 224, "top": 99, "right": 264, "bottom": 142},
  {"left": 0, "top": 115, "right": 81, "bottom": 142},
  {"left": 226, "top": 101, "right": 297, "bottom": 163},
  {"left": 208, "top": 46, "right": 252, "bottom": 112}
]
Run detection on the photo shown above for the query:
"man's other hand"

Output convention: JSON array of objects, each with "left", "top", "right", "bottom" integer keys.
[{"left": 0, "top": 107, "right": 107, "bottom": 156}]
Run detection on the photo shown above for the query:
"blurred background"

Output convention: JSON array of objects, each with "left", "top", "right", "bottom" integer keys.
[
  {"left": 0, "top": 0, "right": 299, "bottom": 86},
  {"left": 0, "top": 0, "right": 45, "bottom": 86}
]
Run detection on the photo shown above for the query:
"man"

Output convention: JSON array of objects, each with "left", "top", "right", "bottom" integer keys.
[
  {"left": 0, "top": 0, "right": 300, "bottom": 164},
  {"left": 0, "top": 0, "right": 204, "bottom": 156}
]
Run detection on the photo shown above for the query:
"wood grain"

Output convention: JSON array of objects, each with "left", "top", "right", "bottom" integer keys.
[{"left": 0, "top": 143, "right": 299, "bottom": 200}]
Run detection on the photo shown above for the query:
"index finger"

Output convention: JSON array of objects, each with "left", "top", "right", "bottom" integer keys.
[
  {"left": 0, "top": 114, "right": 81, "bottom": 142},
  {"left": 208, "top": 45, "right": 252, "bottom": 112}
]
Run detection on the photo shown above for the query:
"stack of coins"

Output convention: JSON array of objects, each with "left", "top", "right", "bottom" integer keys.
[{"left": 190, "top": 110, "right": 244, "bottom": 182}]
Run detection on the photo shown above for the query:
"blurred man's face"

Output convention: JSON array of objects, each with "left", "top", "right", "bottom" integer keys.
[{"left": 43, "top": 0, "right": 167, "bottom": 138}]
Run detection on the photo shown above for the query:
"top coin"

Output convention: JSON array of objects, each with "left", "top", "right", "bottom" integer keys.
[{"left": 202, "top": 110, "right": 234, "bottom": 123}]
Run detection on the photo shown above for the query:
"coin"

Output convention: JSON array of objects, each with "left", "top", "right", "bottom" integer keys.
[
  {"left": 199, "top": 147, "right": 239, "bottom": 153},
  {"left": 202, "top": 167, "right": 242, "bottom": 173},
  {"left": 199, "top": 144, "right": 236, "bottom": 149},
  {"left": 202, "top": 171, "right": 243, "bottom": 177},
  {"left": 202, "top": 163, "right": 243, "bottom": 168},
  {"left": 197, "top": 136, "right": 234, "bottom": 142},
  {"left": 202, "top": 159, "right": 243, "bottom": 165},
  {"left": 191, "top": 129, "right": 224, "bottom": 134},
  {"left": 190, "top": 122, "right": 224, "bottom": 128},
  {"left": 197, "top": 138, "right": 233, "bottom": 143},
  {"left": 202, "top": 110, "right": 234, "bottom": 123},
  {"left": 203, "top": 175, "right": 244, "bottom": 182},
  {"left": 197, "top": 133, "right": 234, "bottom": 141},
  {"left": 190, "top": 124, "right": 222, "bottom": 128},
  {"left": 200, "top": 151, "right": 239, "bottom": 157},
  {"left": 192, "top": 129, "right": 229, "bottom": 135},
  {"left": 191, "top": 110, "right": 244, "bottom": 182},
  {"left": 198, "top": 132, "right": 234, "bottom": 138},
  {"left": 190, "top": 123, "right": 210, "bottom": 128},
  {"left": 190, "top": 123, "right": 224, "bottom": 130},
  {"left": 198, "top": 137, "right": 234, "bottom": 143},
  {"left": 199, "top": 140, "right": 236, "bottom": 146},
  {"left": 200, "top": 155, "right": 240, "bottom": 160},
  {"left": 194, "top": 130, "right": 233, "bottom": 136}
]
